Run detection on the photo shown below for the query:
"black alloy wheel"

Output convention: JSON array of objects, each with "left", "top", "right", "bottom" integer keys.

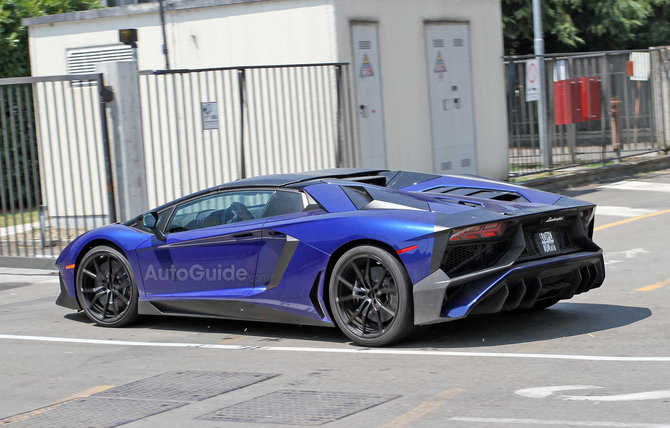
[
  {"left": 75, "top": 245, "right": 139, "bottom": 327},
  {"left": 329, "top": 245, "right": 414, "bottom": 346}
]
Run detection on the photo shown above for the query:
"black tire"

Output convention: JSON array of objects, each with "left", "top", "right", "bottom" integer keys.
[
  {"left": 75, "top": 245, "right": 139, "bottom": 327},
  {"left": 328, "top": 245, "right": 414, "bottom": 346}
]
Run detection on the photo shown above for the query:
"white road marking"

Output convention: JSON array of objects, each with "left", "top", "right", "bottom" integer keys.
[
  {"left": 605, "top": 248, "right": 649, "bottom": 258},
  {"left": 561, "top": 390, "right": 670, "bottom": 402},
  {"left": 1, "top": 334, "right": 670, "bottom": 362},
  {"left": 601, "top": 180, "right": 670, "bottom": 193},
  {"left": 515, "top": 385, "right": 601, "bottom": 399},
  {"left": 596, "top": 206, "right": 655, "bottom": 217},
  {"left": 516, "top": 385, "right": 670, "bottom": 402},
  {"left": 449, "top": 417, "right": 670, "bottom": 427},
  {"left": 604, "top": 248, "right": 649, "bottom": 266}
]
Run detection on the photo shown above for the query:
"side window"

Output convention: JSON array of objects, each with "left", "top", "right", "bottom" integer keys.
[
  {"left": 262, "top": 191, "right": 315, "bottom": 218},
  {"left": 167, "top": 190, "right": 275, "bottom": 233}
]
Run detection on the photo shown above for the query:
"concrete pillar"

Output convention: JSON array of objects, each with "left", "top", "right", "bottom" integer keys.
[
  {"left": 651, "top": 50, "right": 668, "bottom": 149},
  {"left": 661, "top": 49, "right": 670, "bottom": 149},
  {"left": 96, "top": 61, "right": 148, "bottom": 221}
]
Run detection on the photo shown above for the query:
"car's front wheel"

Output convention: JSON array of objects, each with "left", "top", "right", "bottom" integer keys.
[
  {"left": 328, "top": 245, "right": 414, "bottom": 346},
  {"left": 75, "top": 245, "right": 139, "bottom": 327}
]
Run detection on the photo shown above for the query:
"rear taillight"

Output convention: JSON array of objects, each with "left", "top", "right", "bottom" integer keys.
[
  {"left": 580, "top": 208, "right": 595, "bottom": 235},
  {"left": 449, "top": 222, "right": 507, "bottom": 242}
]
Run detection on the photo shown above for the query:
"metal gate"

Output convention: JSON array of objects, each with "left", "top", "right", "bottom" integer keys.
[
  {"left": 1, "top": 63, "right": 358, "bottom": 263},
  {"left": 138, "top": 63, "right": 358, "bottom": 208},
  {"left": 0, "top": 74, "right": 114, "bottom": 260},
  {"left": 506, "top": 49, "right": 670, "bottom": 178}
]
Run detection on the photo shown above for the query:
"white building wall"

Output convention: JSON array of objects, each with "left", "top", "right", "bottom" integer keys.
[
  {"left": 333, "top": 0, "right": 508, "bottom": 179},
  {"left": 25, "top": 0, "right": 509, "bottom": 219},
  {"left": 28, "top": 0, "right": 338, "bottom": 75},
  {"left": 168, "top": 0, "right": 337, "bottom": 68},
  {"left": 28, "top": 13, "right": 165, "bottom": 75}
]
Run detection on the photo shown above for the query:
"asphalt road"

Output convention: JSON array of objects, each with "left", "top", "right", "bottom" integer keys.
[{"left": 1, "top": 170, "right": 670, "bottom": 427}]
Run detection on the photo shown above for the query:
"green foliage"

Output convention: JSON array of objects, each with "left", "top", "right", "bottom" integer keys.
[
  {"left": 503, "top": 0, "right": 670, "bottom": 54},
  {"left": 0, "top": 0, "right": 100, "bottom": 77}
]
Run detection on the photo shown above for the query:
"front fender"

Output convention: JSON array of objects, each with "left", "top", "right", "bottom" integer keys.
[{"left": 56, "top": 225, "right": 152, "bottom": 300}]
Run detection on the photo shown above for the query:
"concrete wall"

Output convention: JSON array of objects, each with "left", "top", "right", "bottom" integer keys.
[
  {"left": 29, "top": 13, "right": 164, "bottom": 74},
  {"left": 28, "top": 0, "right": 337, "bottom": 75},
  {"left": 168, "top": 0, "right": 336, "bottom": 67}
]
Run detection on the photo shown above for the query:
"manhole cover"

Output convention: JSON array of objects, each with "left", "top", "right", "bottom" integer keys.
[
  {"left": 94, "top": 370, "right": 278, "bottom": 402},
  {"left": 198, "top": 390, "right": 399, "bottom": 426},
  {"left": 1, "top": 397, "right": 185, "bottom": 428}
]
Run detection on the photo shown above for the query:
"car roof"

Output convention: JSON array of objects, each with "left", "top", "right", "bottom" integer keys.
[
  {"left": 221, "top": 168, "right": 389, "bottom": 188},
  {"left": 141, "top": 169, "right": 388, "bottom": 214},
  {"left": 125, "top": 169, "right": 445, "bottom": 225}
]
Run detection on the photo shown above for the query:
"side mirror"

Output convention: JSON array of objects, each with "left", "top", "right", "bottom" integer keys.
[{"left": 142, "top": 212, "right": 166, "bottom": 241}]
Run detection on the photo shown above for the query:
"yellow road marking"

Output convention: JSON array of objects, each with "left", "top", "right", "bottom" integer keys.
[
  {"left": 594, "top": 208, "right": 670, "bottom": 232},
  {"left": 381, "top": 388, "right": 464, "bottom": 427},
  {"left": 636, "top": 277, "right": 670, "bottom": 292},
  {"left": 0, "top": 385, "right": 113, "bottom": 424}
]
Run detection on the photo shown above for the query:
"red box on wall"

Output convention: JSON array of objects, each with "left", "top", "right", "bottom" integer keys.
[
  {"left": 554, "top": 78, "right": 583, "bottom": 125},
  {"left": 553, "top": 80, "right": 569, "bottom": 125},
  {"left": 554, "top": 77, "right": 601, "bottom": 124},
  {"left": 580, "top": 77, "right": 601, "bottom": 121}
]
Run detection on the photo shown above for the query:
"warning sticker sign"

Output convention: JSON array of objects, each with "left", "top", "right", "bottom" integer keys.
[
  {"left": 360, "top": 54, "right": 374, "bottom": 78},
  {"left": 434, "top": 51, "right": 447, "bottom": 75}
]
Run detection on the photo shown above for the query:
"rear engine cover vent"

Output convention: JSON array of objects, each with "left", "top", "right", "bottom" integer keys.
[{"left": 424, "top": 186, "right": 528, "bottom": 203}]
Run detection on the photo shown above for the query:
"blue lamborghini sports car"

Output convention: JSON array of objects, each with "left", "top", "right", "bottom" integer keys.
[{"left": 56, "top": 169, "right": 605, "bottom": 346}]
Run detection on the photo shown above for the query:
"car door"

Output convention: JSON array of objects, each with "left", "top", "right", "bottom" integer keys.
[
  {"left": 136, "top": 189, "right": 275, "bottom": 298},
  {"left": 255, "top": 190, "right": 326, "bottom": 290}
]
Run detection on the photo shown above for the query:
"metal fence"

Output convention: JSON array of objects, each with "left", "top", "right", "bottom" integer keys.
[
  {"left": 138, "top": 63, "right": 358, "bottom": 208},
  {"left": 506, "top": 49, "right": 670, "bottom": 177},
  {"left": 0, "top": 63, "right": 357, "bottom": 260},
  {"left": 0, "top": 74, "right": 114, "bottom": 259}
]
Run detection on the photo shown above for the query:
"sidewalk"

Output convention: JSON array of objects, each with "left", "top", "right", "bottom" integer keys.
[
  {"left": 520, "top": 152, "right": 670, "bottom": 192},
  {"left": 0, "top": 267, "right": 58, "bottom": 288}
]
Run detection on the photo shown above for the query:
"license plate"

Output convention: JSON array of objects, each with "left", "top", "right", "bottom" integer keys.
[{"left": 538, "top": 231, "right": 557, "bottom": 253}]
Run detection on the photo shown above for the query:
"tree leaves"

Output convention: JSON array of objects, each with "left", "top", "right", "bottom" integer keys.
[
  {"left": 502, "top": 0, "right": 670, "bottom": 54},
  {"left": 0, "top": 0, "right": 100, "bottom": 77}
]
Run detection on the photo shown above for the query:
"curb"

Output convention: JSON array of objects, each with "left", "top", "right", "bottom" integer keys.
[
  {"left": 0, "top": 256, "right": 57, "bottom": 270},
  {"left": 521, "top": 154, "right": 670, "bottom": 192}
]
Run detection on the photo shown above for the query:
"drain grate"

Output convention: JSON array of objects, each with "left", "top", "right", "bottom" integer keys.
[
  {"left": 1, "top": 371, "right": 280, "bottom": 427},
  {"left": 198, "top": 390, "right": 399, "bottom": 426},
  {"left": 94, "top": 370, "right": 278, "bottom": 402},
  {"left": 1, "top": 397, "right": 185, "bottom": 428}
]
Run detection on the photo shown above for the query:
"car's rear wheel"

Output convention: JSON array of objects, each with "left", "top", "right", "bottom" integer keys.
[
  {"left": 329, "top": 246, "right": 414, "bottom": 346},
  {"left": 76, "top": 245, "right": 138, "bottom": 327}
]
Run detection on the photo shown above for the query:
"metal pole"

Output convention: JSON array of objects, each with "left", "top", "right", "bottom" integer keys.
[
  {"left": 238, "top": 69, "right": 247, "bottom": 179},
  {"left": 158, "top": 0, "right": 170, "bottom": 70},
  {"left": 335, "top": 65, "right": 344, "bottom": 167},
  {"left": 533, "top": 0, "right": 550, "bottom": 169}
]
